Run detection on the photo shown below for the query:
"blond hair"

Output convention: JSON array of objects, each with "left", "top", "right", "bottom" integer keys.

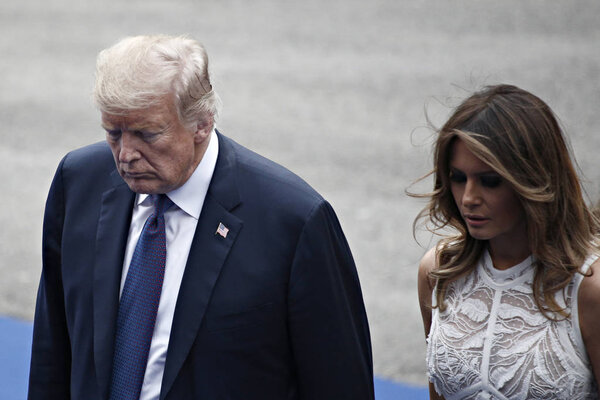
[{"left": 93, "top": 34, "right": 222, "bottom": 131}]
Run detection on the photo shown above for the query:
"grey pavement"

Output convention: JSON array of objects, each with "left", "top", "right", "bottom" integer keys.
[{"left": 1, "top": 0, "right": 599, "bottom": 385}]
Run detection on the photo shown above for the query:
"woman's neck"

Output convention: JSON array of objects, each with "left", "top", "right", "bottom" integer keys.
[{"left": 488, "top": 231, "right": 531, "bottom": 270}]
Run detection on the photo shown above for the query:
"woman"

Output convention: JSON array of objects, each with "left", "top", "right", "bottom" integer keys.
[{"left": 415, "top": 84, "right": 600, "bottom": 399}]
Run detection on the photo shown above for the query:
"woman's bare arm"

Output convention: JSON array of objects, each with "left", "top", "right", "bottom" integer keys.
[
  {"left": 417, "top": 247, "right": 445, "bottom": 400},
  {"left": 579, "top": 258, "right": 600, "bottom": 396}
]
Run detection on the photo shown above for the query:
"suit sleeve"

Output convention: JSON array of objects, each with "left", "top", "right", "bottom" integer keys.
[
  {"left": 28, "top": 157, "right": 72, "bottom": 399},
  {"left": 287, "top": 200, "right": 374, "bottom": 399}
]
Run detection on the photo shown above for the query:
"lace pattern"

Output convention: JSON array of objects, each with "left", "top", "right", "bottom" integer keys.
[{"left": 426, "top": 251, "right": 598, "bottom": 400}]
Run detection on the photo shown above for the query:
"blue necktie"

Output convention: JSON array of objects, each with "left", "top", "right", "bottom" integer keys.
[{"left": 109, "top": 194, "right": 173, "bottom": 400}]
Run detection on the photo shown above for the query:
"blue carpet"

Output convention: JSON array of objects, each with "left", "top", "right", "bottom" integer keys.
[
  {"left": 0, "top": 316, "right": 33, "bottom": 400},
  {"left": 374, "top": 377, "right": 429, "bottom": 400},
  {"left": 1, "top": 316, "right": 427, "bottom": 399}
]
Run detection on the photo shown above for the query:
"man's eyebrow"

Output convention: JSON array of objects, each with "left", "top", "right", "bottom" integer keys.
[
  {"left": 128, "top": 120, "right": 170, "bottom": 131},
  {"left": 100, "top": 121, "right": 166, "bottom": 132}
]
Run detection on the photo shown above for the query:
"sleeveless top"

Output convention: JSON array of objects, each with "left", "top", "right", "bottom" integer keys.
[{"left": 426, "top": 250, "right": 598, "bottom": 400}]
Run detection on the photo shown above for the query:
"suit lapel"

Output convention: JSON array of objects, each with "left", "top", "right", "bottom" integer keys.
[
  {"left": 160, "top": 132, "right": 243, "bottom": 399},
  {"left": 93, "top": 173, "right": 135, "bottom": 400}
]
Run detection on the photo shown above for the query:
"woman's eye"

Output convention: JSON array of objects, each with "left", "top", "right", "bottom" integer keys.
[
  {"left": 449, "top": 171, "right": 466, "bottom": 183},
  {"left": 480, "top": 175, "right": 502, "bottom": 188}
]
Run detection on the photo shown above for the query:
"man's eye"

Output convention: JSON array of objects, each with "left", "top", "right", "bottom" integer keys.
[
  {"left": 480, "top": 175, "right": 502, "bottom": 188},
  {"left": 134, "top": 131, "right": 159, "bottom": 141},
  {"left": 449, "top": 171, "right": 466, "bottom": 183},
  {"left": 106, "top": 129, "right": 121, "bottom": 140}
]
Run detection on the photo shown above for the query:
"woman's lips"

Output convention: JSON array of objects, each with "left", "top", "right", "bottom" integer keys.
[{"left": 464, "top": 214, "right": 489, "bottom": 227}]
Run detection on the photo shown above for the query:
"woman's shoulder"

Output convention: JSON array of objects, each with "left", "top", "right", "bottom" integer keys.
[
  {"left": 419, "top": 245, "right": 442, "bottom": 277},
  {"left": 419, "top": 247, "right": 437, "bottom": 273},
  {"left": 579, "top": 257, "right": 600, "bottom": 305},
  {"left": 418, "top": 246, "right": 440, "bottom": 305}
]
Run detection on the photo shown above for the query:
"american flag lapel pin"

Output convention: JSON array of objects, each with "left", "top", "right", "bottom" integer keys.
[{"left": 215, "top": 222, "right": 229, "bottom": 238}]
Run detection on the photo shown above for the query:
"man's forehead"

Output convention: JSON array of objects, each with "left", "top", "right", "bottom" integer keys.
[{"left": 101, "top": 106, "right": 171, "bottom": 128}]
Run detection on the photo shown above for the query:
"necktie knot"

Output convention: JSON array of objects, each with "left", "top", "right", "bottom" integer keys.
[{"left": 151, "top": 194, "right": 173, "bottom": 217}]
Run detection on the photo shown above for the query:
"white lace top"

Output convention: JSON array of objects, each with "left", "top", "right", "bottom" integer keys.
[{"left": 426, "top": 250, "right": 598, "bottom": 400}]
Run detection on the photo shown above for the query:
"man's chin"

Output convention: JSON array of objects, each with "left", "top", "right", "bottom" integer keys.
[{"left": 124, "top": 179, "right": 161, "bottom": 195}]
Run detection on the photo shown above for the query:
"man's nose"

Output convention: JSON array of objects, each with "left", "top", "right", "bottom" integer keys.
[{"left": 118, "top": 132, "right": 141, "bottom": 163}]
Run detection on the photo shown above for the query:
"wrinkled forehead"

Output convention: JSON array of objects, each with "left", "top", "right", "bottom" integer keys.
[{"left": 101, "top": 103, "right": 175, "bottom": 131}]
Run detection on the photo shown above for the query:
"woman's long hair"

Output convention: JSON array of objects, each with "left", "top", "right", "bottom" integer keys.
[{"left": 414, "top": 84, "right": 599, "bottom": 318}]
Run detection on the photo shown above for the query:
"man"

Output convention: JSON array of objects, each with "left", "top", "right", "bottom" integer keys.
[{"left": 28, "top": 35, "right": 374, "bottom": 400}]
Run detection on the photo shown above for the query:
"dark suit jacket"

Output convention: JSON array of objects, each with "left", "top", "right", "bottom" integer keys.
[{"left": 28, "top": 132, "right": 374, "bottom": 399}]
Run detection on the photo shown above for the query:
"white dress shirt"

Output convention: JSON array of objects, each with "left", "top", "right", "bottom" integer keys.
[{"left": 118, "top": 130, "right": 219, "bottom": 400}]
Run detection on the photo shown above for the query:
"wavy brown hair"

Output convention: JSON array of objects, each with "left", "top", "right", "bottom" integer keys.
[{"left": 415, "top": 84, "right": 599, "bottom": 318}]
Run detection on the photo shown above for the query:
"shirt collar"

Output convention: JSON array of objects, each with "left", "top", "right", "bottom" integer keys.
[{"left": 136, "top": 129, "right": 219, "bottom": 219}]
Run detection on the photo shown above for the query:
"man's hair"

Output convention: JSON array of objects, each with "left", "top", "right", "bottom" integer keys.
[
  {"left": 93, "top": 34, "right": 222, "bottom": 131},
  {"left": 414, "top": 84, "right": 599, "bottom": 318}
]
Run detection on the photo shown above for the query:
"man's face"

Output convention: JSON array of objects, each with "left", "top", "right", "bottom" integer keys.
[{"left": 102, "top": 96, "right": 210, "bottom": 194}]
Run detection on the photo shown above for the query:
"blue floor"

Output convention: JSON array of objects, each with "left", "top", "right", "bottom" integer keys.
[{"left": 1, "top": 316, "right": 427, "bottom": 399}]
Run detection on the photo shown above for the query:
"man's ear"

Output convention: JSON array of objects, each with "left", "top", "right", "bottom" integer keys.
[{"left": 193, "top": 116, "right": 214, "bottom": 143}]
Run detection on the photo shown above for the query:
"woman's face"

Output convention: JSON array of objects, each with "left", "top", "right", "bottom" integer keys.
[{"left": 449, "top": 138, "right": 528, "bottom": 251}]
